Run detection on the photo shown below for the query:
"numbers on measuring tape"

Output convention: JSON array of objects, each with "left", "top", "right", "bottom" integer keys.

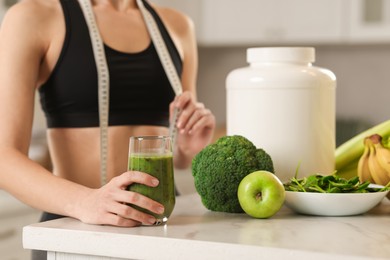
[{"left": 78, "top": 0, "right": 110, "bottom": 186}]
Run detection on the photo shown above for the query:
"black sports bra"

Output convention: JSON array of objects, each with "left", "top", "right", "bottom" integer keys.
[{"left": 39, "top": 0, "right": 182, "bottom": 128}]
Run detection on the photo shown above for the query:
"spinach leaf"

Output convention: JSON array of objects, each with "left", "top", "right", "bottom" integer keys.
[{"left": 284, "top": 172, "right": 390, "bottom": 193}]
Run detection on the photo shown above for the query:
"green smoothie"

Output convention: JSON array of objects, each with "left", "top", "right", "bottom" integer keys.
[{"left": 127, "top": 153, "right": 175, "bottom": 224}]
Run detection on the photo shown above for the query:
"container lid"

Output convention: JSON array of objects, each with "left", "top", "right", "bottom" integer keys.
[{"left": 247, "top": 47, "right": 315, "bottom": 63}]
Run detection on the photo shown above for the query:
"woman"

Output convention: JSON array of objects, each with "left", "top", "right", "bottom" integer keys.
[{"left": 0, "top": 0, "right": 215, "bottom": 228}]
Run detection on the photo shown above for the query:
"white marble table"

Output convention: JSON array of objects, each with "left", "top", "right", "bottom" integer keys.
[{"left": 23, "top": 193, "right": 390, "bottom": 260}]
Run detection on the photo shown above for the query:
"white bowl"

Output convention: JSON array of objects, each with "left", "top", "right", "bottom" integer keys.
[{"left": 284, "top": 184, "right": 389, "bottom": 216}]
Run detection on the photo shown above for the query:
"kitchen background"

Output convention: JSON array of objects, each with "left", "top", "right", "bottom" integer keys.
[
  {"left": 29, "top": 0, "right": 390, "bottom": 138},
  {"left": 1, "top": 0, "right": 390, "bottom": 259}
]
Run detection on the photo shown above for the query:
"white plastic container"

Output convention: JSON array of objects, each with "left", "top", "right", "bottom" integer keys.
[{"left": 226, "top": 47, "right": 336, "bottom": 182}]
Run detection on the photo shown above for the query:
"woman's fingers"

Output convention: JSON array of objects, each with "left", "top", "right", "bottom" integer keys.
[
  {"left": 81, "top": 171, "right": 165, "bottom": 226},
  {"left": 112, "top": 189, "right": 165, "bottom": 215},
  {"left": 182, "top": 105, "right": 212, "bottom": 134},
  {"left": 114, "top": 171, "right": 159, "bottom": 188},
  {"left": 177, "top": 103, "right": 213, "bottom": 135},
  {"left": 170, "top": 92, "right": 213, "bottom": 134},
  {"left": 107, "top": 198, "right": 162, "bottom": 226},
  {"left": 112, "top": 172, "right": 164, "bottom": 212}
]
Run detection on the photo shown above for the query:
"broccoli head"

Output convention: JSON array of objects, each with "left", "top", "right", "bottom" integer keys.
[{"left": 191, "top": 135, "right": 274, "bottom": 213}]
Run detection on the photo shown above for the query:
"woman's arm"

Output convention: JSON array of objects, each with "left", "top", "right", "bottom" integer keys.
[{"left": 0, "top": 1, "right": 164, "bottom": 227}]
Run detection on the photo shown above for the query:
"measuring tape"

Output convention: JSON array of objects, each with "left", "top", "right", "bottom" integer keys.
[
  {"left": 78, "top": 0, "right": 183, "bottom": 186},
  {"left": 135, "top": 0, "right": 182, "bottom": 152},
  {"left": 78, "top": 0, "right": 110, "bottom": 186}
]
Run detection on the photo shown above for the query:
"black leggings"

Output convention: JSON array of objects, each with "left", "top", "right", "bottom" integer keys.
[{"left": 31, "top": 212, "right": 65, "bottom": 260}]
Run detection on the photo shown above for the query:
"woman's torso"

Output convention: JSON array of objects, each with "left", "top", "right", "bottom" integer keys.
[{"left": 36, "top": 0, "right": 185, "bottom": 188}]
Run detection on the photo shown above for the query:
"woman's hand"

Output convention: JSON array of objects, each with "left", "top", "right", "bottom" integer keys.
[
  {"left": 76, "top": 171, "right": 164, "bottom": 227},
  {"left": 169, "top": 91, "right": 216, "bottom": 168}
]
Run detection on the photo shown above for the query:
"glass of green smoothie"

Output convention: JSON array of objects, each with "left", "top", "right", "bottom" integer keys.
[{"left": 127, "top": 136, "right": 175, "bottom": 225}]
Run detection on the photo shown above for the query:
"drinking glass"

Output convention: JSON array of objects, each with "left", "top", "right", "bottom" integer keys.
[{"left": 127, "top": 136, "right": 175, "bottom": 225}]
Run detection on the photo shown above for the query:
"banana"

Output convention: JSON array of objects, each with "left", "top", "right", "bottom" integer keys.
[
  {"left": 357, "top": 138, "right": 373, "bottom": 183},
  {"left": 335, "top": 119, "right": 390, "bottom": 172},
  {"left": 372, "top": 135, "right": 390, "bottom": 180},
  {"left": 367, "top": 137, "right": 390, "bottom": 186}
]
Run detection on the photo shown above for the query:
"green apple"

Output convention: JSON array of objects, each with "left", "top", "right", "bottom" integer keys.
[{"left": 238, "top": 170, "right": 285, "bottom": 218}]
